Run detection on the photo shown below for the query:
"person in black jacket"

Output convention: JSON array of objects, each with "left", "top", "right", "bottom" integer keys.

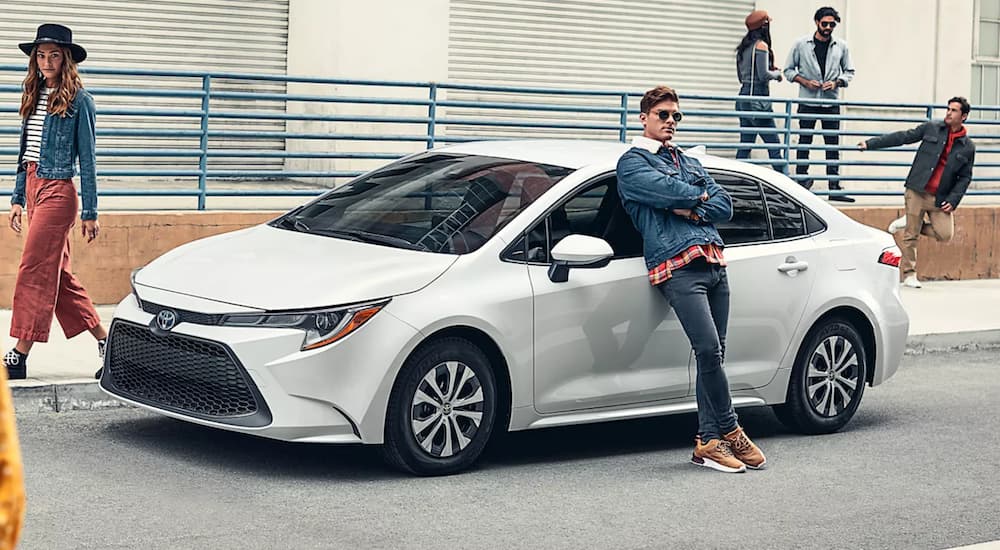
[{"left": 858, "top": 97, "right": 975, "bottom": 288}]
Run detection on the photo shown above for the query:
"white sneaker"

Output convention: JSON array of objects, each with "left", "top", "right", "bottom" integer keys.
[
  {"left": 887, "top": 215, "right": 906, "bottom": 235},
  {"left": 902, "top": 274, "right": 922, "bottom": 288}
]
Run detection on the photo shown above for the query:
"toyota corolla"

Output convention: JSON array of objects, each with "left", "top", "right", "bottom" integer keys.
[{"left": 100, "top": 140, "right": 908, "bottom": 475}]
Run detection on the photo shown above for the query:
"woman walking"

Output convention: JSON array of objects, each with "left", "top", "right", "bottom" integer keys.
[
  {"left": 5, "top": 24, "right": 106, "bottom": 380},
  {"left": 735, "top": 10, "right": 787, "bottom": 173}
]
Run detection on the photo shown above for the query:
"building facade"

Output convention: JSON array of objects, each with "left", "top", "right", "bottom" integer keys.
[{"left": 0, "top": 0, "right": 987, "bottom": 187}]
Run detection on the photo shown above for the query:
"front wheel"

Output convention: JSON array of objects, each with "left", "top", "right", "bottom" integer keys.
[
  {"left": 382, "top": 338, "right": 497, "bottom": 476},
  {"left": 773, "top": 318, "right": 868, "bottom": 434}
]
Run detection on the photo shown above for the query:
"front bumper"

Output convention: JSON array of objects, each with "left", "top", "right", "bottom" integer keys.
[{"left": 100, "top": 293, "right": 419, "bottom": 444}]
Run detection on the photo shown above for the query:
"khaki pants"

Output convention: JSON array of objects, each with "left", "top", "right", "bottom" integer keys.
[{"left": 901, "top": 188, "right": 954, "bottom": 276}]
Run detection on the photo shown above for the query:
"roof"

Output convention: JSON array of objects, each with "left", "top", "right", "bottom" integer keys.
[{"left": 439, "top": 140, "right": 631, "bottom": 169}]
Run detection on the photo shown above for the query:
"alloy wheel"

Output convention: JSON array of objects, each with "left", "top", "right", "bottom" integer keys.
[
  {"left": 410, "top": 360, "right": 485, "bottom": 458},
  {"left": 806, "top": 334, "right": 861, "bottom": 417}
]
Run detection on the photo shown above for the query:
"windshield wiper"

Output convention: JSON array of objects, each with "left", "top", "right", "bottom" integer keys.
[
  {"left": 274, "top": 215, "right": 312, "bottom": 233},
  {"left": 309, "top": 228, "right": 427, "bottom": 251}
]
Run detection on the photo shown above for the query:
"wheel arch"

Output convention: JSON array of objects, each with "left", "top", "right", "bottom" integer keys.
[{"left": 405, "top": 325, "right": 513, "bottom": 433}]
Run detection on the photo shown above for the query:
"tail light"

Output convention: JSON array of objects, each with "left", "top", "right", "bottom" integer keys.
[{"left": 878, "top": 246, "right": 902, "bottom": 268}]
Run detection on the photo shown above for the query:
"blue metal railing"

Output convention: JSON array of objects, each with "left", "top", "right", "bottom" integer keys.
[{"left": 1, "top": 64, "right": 999, "bottom": 208}]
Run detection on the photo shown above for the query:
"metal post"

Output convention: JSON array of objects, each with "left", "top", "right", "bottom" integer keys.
[
  {"left": 198, "top": 75, "right": 210, "bottom": 210},
  {"left": 926, "top": 104, "right": 934, "bottom": 121},
  {"left": 427, "top": 83, "right": 437, "bottom": 150},
  {"left": 619, "top": 93, "right": 628, "bottom": 142},
  {"left": 783, "top": 100, "right": 794, "bottom": 177}
]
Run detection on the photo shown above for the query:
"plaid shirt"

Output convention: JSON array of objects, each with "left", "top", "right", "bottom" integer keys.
[{"left": 648, "top": 243, "right": 727, "bottom": 285}]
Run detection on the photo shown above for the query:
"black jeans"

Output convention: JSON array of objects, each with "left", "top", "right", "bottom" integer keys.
[
  {"left": 796, "top": 104, "right": 841, "bottom": 184},
  {"left": 657, "top": 260, "right": 738, "bottom": 442}
]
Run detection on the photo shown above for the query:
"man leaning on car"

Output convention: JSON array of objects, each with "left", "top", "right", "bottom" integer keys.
[{"left": 615, "top": 85, "right": 766, "bottom": 473}]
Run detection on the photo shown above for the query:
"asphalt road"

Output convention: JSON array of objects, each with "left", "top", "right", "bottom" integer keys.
[{"left": 16, "top": 349, "right": 1000, "bottom": 550}]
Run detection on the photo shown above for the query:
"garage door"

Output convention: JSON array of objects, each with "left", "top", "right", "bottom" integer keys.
[
  {"left": 0, "top": 0, "right": 289, "bottom": 179},
  {"left": 446, "top": 0, "right": 755, "bottom": 143}
]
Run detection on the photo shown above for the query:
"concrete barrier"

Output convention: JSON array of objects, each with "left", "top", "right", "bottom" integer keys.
[
  {"left": 0, "top": 211, "right": 280, "bottom": 308},
  {"left": 844, "top": 205, "right": 999, "bottom": 280},
  {"left": 0, "top": 206, "right": 997, "bottom": 308}
]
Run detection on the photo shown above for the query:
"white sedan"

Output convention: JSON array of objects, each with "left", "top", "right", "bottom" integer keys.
[{"left": 100, "top": 140, "right": 909, "bottom": 475}]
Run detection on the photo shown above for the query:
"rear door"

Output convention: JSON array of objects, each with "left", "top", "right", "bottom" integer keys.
[{"left": 712, "top": 171, "right": 824, "bottom": 390}]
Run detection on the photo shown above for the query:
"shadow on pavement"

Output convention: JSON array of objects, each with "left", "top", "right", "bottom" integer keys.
[{"left": 91, "top": 403, "right": 871, "bottom": 478}]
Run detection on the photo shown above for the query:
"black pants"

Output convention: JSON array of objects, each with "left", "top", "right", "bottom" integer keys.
[{"left": 795, "top": 104, "right": 841, "bottom": 184}]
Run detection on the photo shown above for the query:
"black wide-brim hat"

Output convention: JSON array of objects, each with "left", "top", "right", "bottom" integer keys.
[{"left": 19, "top": 23, "right": 87, "bottom": 63}]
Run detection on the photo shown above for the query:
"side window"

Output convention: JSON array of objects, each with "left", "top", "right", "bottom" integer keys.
[
  {"left": 712, "top": 173, "right": 769, "bottom": 245},
  {"left": 762, "top": 185, "right": 806, "bottom": 240},
  {"left": 507, "top": 179, "right": 621, "bottom": 263}
]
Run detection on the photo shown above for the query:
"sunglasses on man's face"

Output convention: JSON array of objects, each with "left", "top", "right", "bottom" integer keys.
[
  {"left": 651, "top": 110, "right": 683, "bottom": 122},
  {"left": 820, "top": 21, "right": 837, "bottom": 28}
]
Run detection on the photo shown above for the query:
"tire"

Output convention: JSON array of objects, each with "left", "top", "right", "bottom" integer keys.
[
  {"left": 773, "top": 318, "right": 868, "bottom": 434},
  {"left": 382, "top": 337, "right": 497, "bottom": 476}
]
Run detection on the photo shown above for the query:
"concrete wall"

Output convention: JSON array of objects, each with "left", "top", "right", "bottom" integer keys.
[
  {"left": 759, "top": 0, "right": 974, "bottom": 104},
  {"left": 283, "top": 0, "right": 450, "bottom": 183},
  {"left": 753, "top": 1, "right": 980, "bottom": 186},
  {"left": 0, "top": 212, "right": 279, "bottom": 309},
  {"left": 0, "top": 207, "right": 996, "bottom": 309}
]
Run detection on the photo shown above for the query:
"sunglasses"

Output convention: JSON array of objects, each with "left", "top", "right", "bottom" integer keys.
[
  {"left": 820, "top": 21, "right": 837, "bottom": 28},
  {"left": 651, "top": 110, "right": 683, "bottom": 122}
]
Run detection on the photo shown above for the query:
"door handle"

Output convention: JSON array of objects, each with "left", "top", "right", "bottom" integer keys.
[{"left": 777, "top": 256, "right": 809, "bottom": 274}]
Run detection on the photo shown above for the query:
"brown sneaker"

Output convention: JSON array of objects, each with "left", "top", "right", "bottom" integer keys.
[
  {"left": 723, "top": 426, "right": 767, "bottom": 470},
  {"left": 691, "top": 437, "right": 746, "bottom": 473}
]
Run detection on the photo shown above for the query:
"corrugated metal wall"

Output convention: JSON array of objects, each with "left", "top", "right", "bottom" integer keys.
[
  {"left": 446, "top": 0, "right": 754, "bottom": 143},
  {"left": 0, "top": 0, "right": 289, "bottom": 179}
]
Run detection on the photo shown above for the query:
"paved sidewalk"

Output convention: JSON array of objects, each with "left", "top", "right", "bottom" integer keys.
[{"left": 4, "top": 279, "right": 1000, "bottom": 411}]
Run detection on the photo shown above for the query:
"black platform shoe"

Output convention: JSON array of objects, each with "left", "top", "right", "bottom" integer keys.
[
  {"left": 94, "top": 339, "right": 106, "bottom": 380},
  {"left": 4, "top": 349, "right": 27, "bottom": 380},
  {"left": 828, "top": 183, "right": 856, "bottom": 203}
]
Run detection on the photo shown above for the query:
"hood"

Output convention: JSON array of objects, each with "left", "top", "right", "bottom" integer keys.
[{"left": 134, "top": 225, "right": 458, "bottom": 310}]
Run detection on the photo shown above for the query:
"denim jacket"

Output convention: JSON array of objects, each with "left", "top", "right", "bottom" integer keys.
[
  {"left": 783, "top": 35, "right": 855, "bottom": 106},
  {"left": 12, "top": 89, "right": 98, "bottom": 220},
  {"left": 616, "top": 137, "right": 734, "bottom": 270}
]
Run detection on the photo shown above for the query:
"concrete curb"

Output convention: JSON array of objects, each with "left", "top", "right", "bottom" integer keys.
[
  {"left": 10, "top": 330, "right": 1000, "bottom": 414},
  {"left": 904, "top": 329, "right": 1000, "bottom": 355},
  {"left": 11, "top": 380, "right": 132, "bottom": 413}
]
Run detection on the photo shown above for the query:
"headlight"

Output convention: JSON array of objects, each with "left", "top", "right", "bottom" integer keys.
[{"left": 220, "top": 300, "right": 389, "bottom": 350}]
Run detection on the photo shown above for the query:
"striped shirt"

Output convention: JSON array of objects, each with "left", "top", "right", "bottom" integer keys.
[
  {"left": 22, "top": 88, "right": 53, "bottom": 164},
  {"left": 648, "top": 243, "right": 727, "bottom": 285}
]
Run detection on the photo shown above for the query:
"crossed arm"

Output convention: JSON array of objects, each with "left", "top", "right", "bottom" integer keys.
[{"left": 616, "top": 152, "right": 733, "bottom": 223}]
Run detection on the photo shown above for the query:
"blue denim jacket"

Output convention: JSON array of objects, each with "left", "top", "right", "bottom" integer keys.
[
  {"left": 12, "top": 89, "right": 98, "bottom": 220},
  {"left": 783, "top": 35, "right": 855, "bottom": 106},
  {"left": 616, "top": 138, "right": 733, "bottom": 270}
]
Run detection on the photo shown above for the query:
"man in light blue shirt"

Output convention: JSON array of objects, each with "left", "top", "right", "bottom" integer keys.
[{"left": 784, "top": 6, "right": 856, "bottom": 202}]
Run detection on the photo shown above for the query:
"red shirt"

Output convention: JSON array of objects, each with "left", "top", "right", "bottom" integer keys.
[
  {"left": 648, "top": 243, "right": 727, "bottom": 285},
  {"left": 925, "top": 126, "right": 967, "bottom": 195}
]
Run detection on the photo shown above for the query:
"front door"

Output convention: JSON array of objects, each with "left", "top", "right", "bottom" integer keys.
[{"left": 526, "top": 177, "right": 692, "bottom": 414}]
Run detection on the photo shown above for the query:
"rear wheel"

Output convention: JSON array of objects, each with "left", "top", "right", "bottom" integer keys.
[
  {"left": 773, "top": 318, "right": 868, "bottom": 434},
  {"left": 382, "top": 338, "right": 497, "bottom": 476}
]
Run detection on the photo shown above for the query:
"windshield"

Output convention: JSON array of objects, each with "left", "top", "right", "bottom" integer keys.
[{"left": 272, "top": 152, "right": 573, "bottom": 254}]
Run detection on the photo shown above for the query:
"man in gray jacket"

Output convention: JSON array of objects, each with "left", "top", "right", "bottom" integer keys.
[
  {"left": 859, "top": 97, "right": 976, "bottom": 288},
  {"left": 784, "top": 6, "right": 855, "bottom": 202}
]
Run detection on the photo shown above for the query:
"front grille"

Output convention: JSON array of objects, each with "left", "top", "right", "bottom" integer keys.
[
  {"left": 102, "top": 320, "right": 271, "bottom": 427},
  {"left": 138, "top": 300, "right": 223, "bottom": 326}
]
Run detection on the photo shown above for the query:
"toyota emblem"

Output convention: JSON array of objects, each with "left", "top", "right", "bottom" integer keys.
[{"left": 155, "top": 309, "right": 178, "bottom": 331}]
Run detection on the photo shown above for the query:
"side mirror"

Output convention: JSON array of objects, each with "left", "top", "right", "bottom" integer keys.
[{"left": 547, "top": 234, "right": 614, "bottom": 283}]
